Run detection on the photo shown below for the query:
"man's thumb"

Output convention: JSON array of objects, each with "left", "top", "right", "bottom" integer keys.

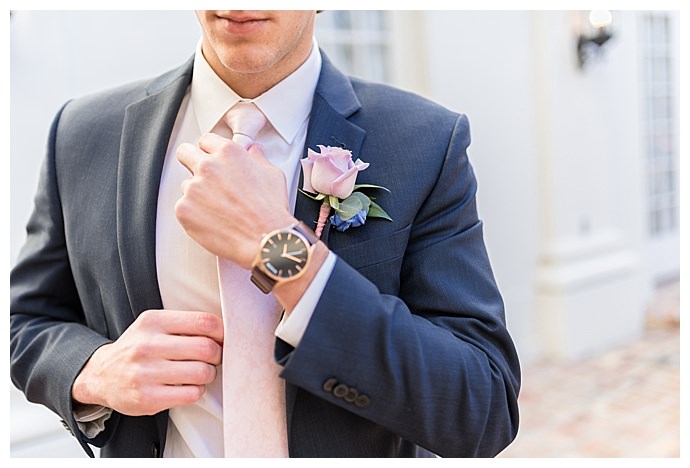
[{"left": 247, "top": 142, "right": 267, "bottom": 161}]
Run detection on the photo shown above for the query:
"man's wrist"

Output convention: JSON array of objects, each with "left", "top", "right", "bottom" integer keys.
[
  {"left": 272, "top": 240, "right": 329, "bottom": 313},
  {"left": 232, "top": 212, "right": 296, "bottom": 271},
  {"left": 275, "top": 251, "right": 337, "bottom": 347},
  {"left": 72, "top": 344, "right": 110, "bottom": 408}
]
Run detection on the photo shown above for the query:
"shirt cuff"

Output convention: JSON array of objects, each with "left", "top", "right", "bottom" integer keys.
[
  {"left": 73, "top": 404, "right": 113, "bottom": 439},
  {"left": 275, "top": 251, "right": 337, "bottom": 348}
]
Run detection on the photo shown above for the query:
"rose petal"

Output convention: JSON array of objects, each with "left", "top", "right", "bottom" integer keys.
[
  {"left": 329, "top": 147, "right": 355, "bottom": 172},
  {"left": 354, "top": 159, "right": 370, "bottom": 171},
  {"left": 311, "top": 157, "right": 346, "bottom": 195},
  {"left": 300, "top": 158, "right": 315, "bottom": 192},
  {"left": 329, "top": 166, "right": 360, "bottom": 199}
]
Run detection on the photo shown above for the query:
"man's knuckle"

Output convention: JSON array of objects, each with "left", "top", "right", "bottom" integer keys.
[
  {"left": 138, "top": 309, "right": 161, "bottom": 326},
  {"left": 196, "top": 158, "right": 218, "bottom": 178},
  {"left": 129, "top": 340, "right": 157, "bottom": 361},
  {"left": 174, "top": 198, "right": 190, "bottom": 223},
  {"left": 180, "top": 385, "right": 204, "bottom": 404},
  {"left": 195, "top": 337, "right": 216, "bottom": 359},
  {"left": 184, "top": 179, "right": 204, "bottom": 199},
  {"left": 174, "top": 199, "right": 184, "bottom": 217},
  {"left": 217, "top": 140, "right": 234, "bottom": 153},
  {"left": 196, "top": 312, "right": 219, "bottom": 332},
  {"left": 195, "top": 363, "right": 216, "bottom": 384}
]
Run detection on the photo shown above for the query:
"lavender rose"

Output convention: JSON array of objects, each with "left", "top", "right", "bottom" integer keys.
[{"left": 300, "top": 145, "right": 369, "bottom": 199}]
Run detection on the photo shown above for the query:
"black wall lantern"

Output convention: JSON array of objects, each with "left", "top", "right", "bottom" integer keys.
[{"left": 577, "top": 10, "right": 614, "bottom": 69}]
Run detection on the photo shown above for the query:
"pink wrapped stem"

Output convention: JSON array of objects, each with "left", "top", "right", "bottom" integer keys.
[{"left": 315, "top": 199, "right": 331, "bottom": 238}]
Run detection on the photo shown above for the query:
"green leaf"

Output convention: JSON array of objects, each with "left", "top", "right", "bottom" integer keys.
[
  {"left": 299, "top": 189, "right": 326, "bottom": 201},
  {"left": 350, "top": 192, "right": 372, "bottom": 213},
  {"left": 367, "top": 200, "right": 393, "bottom": 221},
  {"left": 336, "top": 192, "right": 371, "bottom": 220},
  {"left": 353, "top": 184, "right": 391, "bottom": 193},
  {"left": 328, "top": 195, "right": 340, "bottom": 210}
]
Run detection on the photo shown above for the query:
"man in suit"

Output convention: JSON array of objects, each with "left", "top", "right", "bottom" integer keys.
[{"left": 10, "top": 10, "right": 520, "bottom": 457}]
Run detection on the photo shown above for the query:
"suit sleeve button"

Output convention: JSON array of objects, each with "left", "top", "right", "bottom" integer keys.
[
  {"left": 322, "top": 378, "right": 338, "bottom": 392},
  {"left": 355, "top": 394, "right": 371, "bottom": 408},
  {"left": 60, "top": 419, "right": 74, "bottom": 436},
  {"left": 333, "top": 383, "right": 349, "bottom": 398},
  {"left": 344, "top": 387, "right": 359, "bottom": 403}
]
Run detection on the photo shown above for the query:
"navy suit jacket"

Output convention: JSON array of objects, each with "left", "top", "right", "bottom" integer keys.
[{"left": 10, "top": 52, "right": 520, "bottom": 457}]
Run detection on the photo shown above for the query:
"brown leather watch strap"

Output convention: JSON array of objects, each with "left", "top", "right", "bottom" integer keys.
[
  {"left": 250, "top": 269, "right": 275, "bottom": 294},
  {"left": 292, "top": 221, "right": 319, "bottom": 245}
]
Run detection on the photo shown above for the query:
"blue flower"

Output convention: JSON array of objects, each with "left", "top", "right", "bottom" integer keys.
[{"left": 330, "top": 210, "right": 367, "bottom": 232}]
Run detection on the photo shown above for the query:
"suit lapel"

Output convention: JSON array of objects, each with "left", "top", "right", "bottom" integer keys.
[
  {"left": 293, "top": 53, "right": 366, "bottom": 245},
  {"left": 117, "top": 59, "right": 193, "bottom": 318},
  {"left": 286, "top": 52, "right": 366, "bottom": 453}
]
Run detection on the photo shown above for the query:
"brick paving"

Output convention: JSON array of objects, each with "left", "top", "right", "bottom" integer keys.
[{"left": 499, "top": 281, "right": 680, "bottom": 458}]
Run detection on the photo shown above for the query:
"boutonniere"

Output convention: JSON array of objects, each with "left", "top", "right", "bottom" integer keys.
[{"left": 300, "top": 145, "right": 392, "bottom": 237}]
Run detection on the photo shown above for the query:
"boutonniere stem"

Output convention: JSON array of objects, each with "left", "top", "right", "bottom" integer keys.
[{"left": 316, "top": 199, "right": 332, "bottom": 237}]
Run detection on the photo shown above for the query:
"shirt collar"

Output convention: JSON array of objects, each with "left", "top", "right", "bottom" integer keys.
[{"left": 191, "top": 37, "right": 322, "bottom": 144}]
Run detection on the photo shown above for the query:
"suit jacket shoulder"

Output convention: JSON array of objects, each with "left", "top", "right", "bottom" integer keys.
[
  {"left": 56, "top": 57, "right": 194, "bottom": 138},
  {"left": 351, "top": 77, "right": 458, "bottom": 117}
]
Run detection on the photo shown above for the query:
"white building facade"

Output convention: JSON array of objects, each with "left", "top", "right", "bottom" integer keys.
[
  {"left": 317, "top": 10, "right": 679, "bottom": 363},
  {"left": 9, "top": 10, "right": 681, "bottom": 457}
]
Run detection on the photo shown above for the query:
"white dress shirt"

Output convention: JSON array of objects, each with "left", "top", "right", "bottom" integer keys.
[{"left": 156, "top": 38, "right": 335, "bottom": 457}]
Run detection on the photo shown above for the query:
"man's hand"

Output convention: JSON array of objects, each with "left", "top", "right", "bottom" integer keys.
[
  {"left": 71, "top": 310, "right": 224, "bottom": 416},
  {"left": 175, "top": 132, "right": 331, "bottom": 313},
  {"left": 175, "top": 133, "right": 295, "bottom": 269}
]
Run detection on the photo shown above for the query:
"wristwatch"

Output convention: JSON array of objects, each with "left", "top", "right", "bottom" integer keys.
[{"left": 250, "top": 221, "right": 319, "bottom": 294}]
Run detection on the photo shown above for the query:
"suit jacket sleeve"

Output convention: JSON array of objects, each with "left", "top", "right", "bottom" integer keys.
[
  {"left": 277, "top": 113, "right": 521, "bottom": 457},
  {"left": 10, "top": 60, "right": 197, "bottom": 458},
  {"left": 10, "top": 104, "right": 115, "bottom": 457}
]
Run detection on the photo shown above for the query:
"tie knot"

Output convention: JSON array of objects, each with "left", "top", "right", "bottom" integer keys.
[{"left": 224, "top": 102, "right": 267, "bottom": 148}]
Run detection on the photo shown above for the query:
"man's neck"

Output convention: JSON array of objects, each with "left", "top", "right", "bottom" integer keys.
[
  {"left": 202, "top": 41, "right": 314, "bottom": 99},
  {"left": 218, "top": 69, "right": 295, "bottom": 100}
]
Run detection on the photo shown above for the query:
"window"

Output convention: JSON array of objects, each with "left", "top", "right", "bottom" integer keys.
[
  {"left": 643, "top": 13, "right": 678, "bottom": 237},
  {"left": 315, "top": 11, "right": 391, "bottom": 83}
]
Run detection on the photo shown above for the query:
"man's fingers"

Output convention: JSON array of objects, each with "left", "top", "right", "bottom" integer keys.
[
  {"left": 197, "top": 132, "right": 237, "bottom": 154},
  {"left": 139, "top": 310, "right": 224, "bottom": 344},
  {"left": 247, "top": 142, "right": 268, "bottom": 162},
  {"left": 132, "top": 384, "right": 207, "bottom": 416},
  {"left": 150, "top": 360, "right": 218, "bottom": 386},
  {"left": 179, "top": 133, "right": 260, "bottom": 177},
  {"left": 197, "top": 132, "right": 267, "bottom": 161},
  {"left": 151, "top": 334, "right": 223, "bottom": 366},
  {"left": 176, "top": 142, "right": 204, "bottom": 175}
]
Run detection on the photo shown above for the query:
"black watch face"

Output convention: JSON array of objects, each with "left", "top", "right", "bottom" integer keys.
[{"left": 260, "top": 231, "right": 309, "bottom": 279}]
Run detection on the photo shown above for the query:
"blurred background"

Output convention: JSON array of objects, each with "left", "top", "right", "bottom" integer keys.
[{"left": 9, "top": 10, "right": 681, "bottom": 457}]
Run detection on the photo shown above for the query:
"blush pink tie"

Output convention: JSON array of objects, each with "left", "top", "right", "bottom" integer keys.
[{"left": 217, "top": 102, "right": 289, "bottom": 457}]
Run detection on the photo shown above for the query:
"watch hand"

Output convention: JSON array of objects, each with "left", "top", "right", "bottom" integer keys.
[{"left": 283, "top": 254, "right": 305, "bottom": 263}]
